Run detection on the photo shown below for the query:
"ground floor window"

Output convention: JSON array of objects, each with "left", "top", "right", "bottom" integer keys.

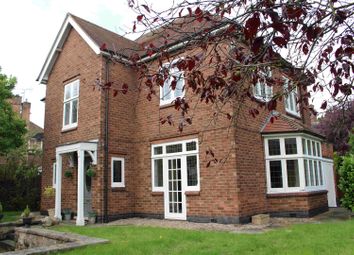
[
  {"left": 111, "top": 157, "right": 125, "bottom": 187},
  {"left": 151, "top": 139, "right": 200, "bottom": 192},
  {"left": 264, "top": 135, "right": 325, "bottom": 193}
]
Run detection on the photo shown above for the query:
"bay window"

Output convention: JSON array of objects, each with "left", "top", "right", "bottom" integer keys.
[
  {"left": 63, "top": 80, "right": 79, "bottom": 130},
  {"left": 264, "top": 135, "right": 325, "bottom": 193}
]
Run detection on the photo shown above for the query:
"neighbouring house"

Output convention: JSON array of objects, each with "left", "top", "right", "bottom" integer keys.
[{"left": 37, "top": 13, "right": 337, "bottom": 226}]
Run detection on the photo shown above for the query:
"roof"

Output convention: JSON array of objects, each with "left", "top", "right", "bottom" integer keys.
[
  {"left": 37, "top": 13, "right": 139, "bottom": 84},
  {"left": 261, "top": 112, "right": 325, "bottom": 139}
]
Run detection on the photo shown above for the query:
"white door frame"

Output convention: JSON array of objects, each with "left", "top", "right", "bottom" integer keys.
[
  {"left": 164, "top": 156, "right": 187, "bottom": 220},
  {"left": 323, "top": 159, "right": 337, "bottom": 207}
]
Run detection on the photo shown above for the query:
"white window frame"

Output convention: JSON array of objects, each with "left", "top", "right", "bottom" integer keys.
[
  {"left": 264, "top": 133, "right": 325, "bottom": 194},
  {"left": 53, "top": 162, "right": 57, "bottom": 189},
  {"left": 151, "top": 139, "right": 200, "bottom": 192},
  {"left": 111, "top": 157, "right": 125, "bottom": 188},
  {"left": 253, "top": 69, "right": 273, "bottom": 102},
  {"left": 160, "top": 59, "right": 185, "bottom": 106},
  {"left": 283, "top": 76, "right": 300, "bottom": 117},
  {"left": 62, "top": 79, "right": 79, "bottom": 131}
]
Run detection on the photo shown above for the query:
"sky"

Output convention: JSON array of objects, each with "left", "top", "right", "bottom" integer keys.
[
  {"left": 0, "top": 0, "right": 334, "bottom": 128},
  {"left": 0, "top": 0, "right": 154, "bottom": 127}
]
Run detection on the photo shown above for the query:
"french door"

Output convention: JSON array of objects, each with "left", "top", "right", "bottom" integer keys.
[{"left": 164, "top": 157, "right": 186, "bottom": 220}]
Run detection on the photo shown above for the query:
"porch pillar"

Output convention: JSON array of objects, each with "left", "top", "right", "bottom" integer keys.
[
  {"left": 54, "top": 153, "right": 62, "bottom": 220},
  {"left": 76, "top": 149, "right": 85, "bottom": 226}
]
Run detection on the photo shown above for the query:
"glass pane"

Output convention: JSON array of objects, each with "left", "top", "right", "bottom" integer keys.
[
  {"left": 154, "top": 146, "right": 163, "bottom": 155},
  {"left": 64, "top": 102, "right": 70, "bottom": 125},
  {"left": 285, "top": 138, "right": 297, "bottom": 154},
  {"left": 113, "top": 160, "right": 122, "bottom": 183},
  {"left": 302, "top": 138, "right": 306, "bottom": 155},
  {"left": 289, "top": 92, "right": 295, "bottom": 112},
  {"left": 309, "top": 160, "right": 314, "bottom": 186},
  {"left": 287, "top": 160, "right": 300, "bottom": 187},
  {"left": 307, "top": 140, "right": 312, "bottom": 156},
  {"left": 270, "top": 161, "right": 283, "bottom": 188},
  {"left": 186, "top": 141, "right": 197, "bottom": 151},
  {"left": 314, "top": 160, "right": 319, "bottom": 186},
  {"left": 162, "top": 79, "right": 171, "bottom": 100},
  {"left": 312, "top": 141, "right": 317, "bottom": 156},
  {"left": 72, "top": 81, "right": 79, "bottom": 97},
  {"left": 304, "top": 159, "right": 309, "bottom": 186},
  {"left": 319, "top": 161, "right": 323, "bottom": 185},
  {"left": 187, "top": 156, "right": 198, "bottom": 186},
  {"left": 268, "top": 139, "right": 281, "bottom": 156},
  {"left": 64, "top": 84, "right": 71, "bottom": 100},
  {"left": 166, "top": 144, "right": 183, "bottom": 153},
  {"left": 317, "top": 143, "right": 321, "bottom": 157},
  {"left": 174, "top": 72, "right": 184, "bottom": 98},
  {"left": 71, "top": 99, "right": 78, "bottom": 124},
  {"left": 154, "top": 159, "right": 163, "bottom": 187}
]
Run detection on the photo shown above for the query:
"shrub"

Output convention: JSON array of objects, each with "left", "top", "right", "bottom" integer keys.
[
  {"left": 0, "top": 202, "right": 3, "bottom": 213},
  {"left": 22, "top": 205, "right": 31, "bottom": 218}
]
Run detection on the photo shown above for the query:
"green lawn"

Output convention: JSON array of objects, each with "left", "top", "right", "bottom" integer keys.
[
  {"left": 0, "top": 211, "right": 21, "bottom": 223},
  {"left": 53, "top": 219, "right": 354, "bottom": 255}
]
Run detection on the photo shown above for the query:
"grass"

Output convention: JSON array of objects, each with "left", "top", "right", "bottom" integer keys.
[
  {"left": 0, "top": 211, "right": 21, "bottom": 223},
  {"left": 53, "top": 219, "right": 354, "bottom": 255}
]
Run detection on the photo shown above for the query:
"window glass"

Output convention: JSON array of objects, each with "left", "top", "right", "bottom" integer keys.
[
  {"left": 187, "top": 156, "right": 198, "bottom": 186},
  {"left": 309, "top": 160, "right": 314, "bottom": 186},
  {"left": 154, "top": 159, "right": 163, "bottom": 187},
  {"left": 113, "top": 160, "right": 122, "bottom": 183},
  {"left": 64, "top": 103, "right": 70, "bottom": 125},
  {"left": 304, "top": 159, "right": 309, "bottom": 186},
  {"left": 319, "top": 161, "right": 323, "bottom": 185},
  {"left": 166, "top": 144, "right": 183, "bottom": 154},
  {"left": 314, "top": 160, "right": 319, "bottom": 186},
  {"left": 161, "top": 64, "right": 185, "bottom": 104},
  {"left": 285, "top": 138, "right": 297, "bottom": 154},
  {"left": 72, "top": 99, "right": 78, "bottom": 123},
  {"left": 317, "top": 143, "right": 321, "bottom": 157},
  {"left": 186, "top": 141, "right": 197, "bottom": 151},
  {"left": 270, "top": 161, "right": 283, "bottom": 188},
  {"left": 307, "top": 140, "right": 312, "bottom": 155},
  {"left": 63, "top": 80, "right": 79, "bottom": 128},
  {"left": 312, "top": 141, "right": 317, "bottom": 156},
  {"left": 254, "top": 69, "right": 272, "bottom": 101},
  {"left": 268, "top": 139, "right": 281, "bottom": 156},
  {"left": 302, "top": 138, "right": 306, "bottom": 155},
  {"left": 287, "top": 160, "right": 300, "bottom": 187},
  {"left": 154, "top": 146, "right": 163, "bottom": 155}
]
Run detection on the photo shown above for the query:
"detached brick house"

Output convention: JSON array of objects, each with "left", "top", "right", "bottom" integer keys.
[{"left": 38, "top": 13, "right": 337, "bottom": 226}]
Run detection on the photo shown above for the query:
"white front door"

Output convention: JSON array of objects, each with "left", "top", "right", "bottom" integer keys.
[{"left": 164, "top": 157, "right": 186, "bottom": 220}]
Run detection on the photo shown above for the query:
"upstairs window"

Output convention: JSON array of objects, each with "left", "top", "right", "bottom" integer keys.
[
  {"left": 63, "top": 80, "right": 79, "bottom": 130},
  {"left": 283, "top": 77, "right": 300, "bottom": 117},
  {"left": 253, "top": 69, "right": 273, "bottom": 102},
  {"left": 160, "top": 60, "right": 185, "bottom": 106}
]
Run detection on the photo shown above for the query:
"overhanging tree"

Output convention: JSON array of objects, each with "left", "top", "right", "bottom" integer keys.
[
  {"left": 100, "top": 0, "right": 353, "bottom": 132},
  {"left": 0, "top": 67, "right": 27, "bottom": 154}
]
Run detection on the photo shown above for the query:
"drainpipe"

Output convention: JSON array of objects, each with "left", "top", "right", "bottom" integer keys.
[{"left": 103, "top": 58, "right": 110, "bottom": 223}]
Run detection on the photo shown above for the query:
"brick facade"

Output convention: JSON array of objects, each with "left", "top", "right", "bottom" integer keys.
[{"left": 40, "top": 14, "right": 331, "bottom": 223}]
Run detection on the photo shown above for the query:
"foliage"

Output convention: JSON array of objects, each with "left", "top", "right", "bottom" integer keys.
[
  {"left": 86, "top": 166, "right": 96, "bottom": 177},
  {"left": 98, "top": 1, "right": 354, "bottom": 132},
  {"left": 0, "top": 202, "right": 2, "bottom": 213},
  {"left": 338, "top": 130, "right": 354, "bottom": 211},
  {"left": 43, "top": 186, "right": 55, "bottom": 198},
  {"left": 0, "top": 67, "right": 27, "bottom": 154},
  {"left": 54, "top": 220, "right": 354, "bottom": 255},
  {"left": 64, "top": 169, "right": 73, "bottom": 178},
  {"left": 314, "top": 101, "right": 354, "bottom": 155},
  {"left": 22, "top": 205, "right": 31, "bottom": 218},
  {"left": 1, "top": 211, "right": 21, "bottom": 223}
]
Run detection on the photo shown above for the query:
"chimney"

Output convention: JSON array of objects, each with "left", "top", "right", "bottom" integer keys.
[{"left": 21, "top": 101, "right": 31, "bottom": 124}]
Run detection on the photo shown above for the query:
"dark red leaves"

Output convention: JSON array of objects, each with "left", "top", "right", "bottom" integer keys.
[
  {"left": 267, "top": 100, "right": 277, "bottom": 111},
  {"left": 187, "top": 7, "right": 192, "bottom": 17},
  {"left": 141, "top": 4, "right": 150, "bottom": 13},
  {"left": 137, "top": 15, "right": 144, "bottom": 22},
  {"left": 170, "top": 79, "right": 177, "bottom": 90},
  {"left": 100, "top": 43, "right": 107, "bottom": 51},
  {"left": 252, "top": 36, "right": 263, "bottom": 54},
  {"left": 195, "top": 7, "right": 203, "bottom": 22},
  {"left": 273, "top": 37, "right": 287, "bottom": 48},
  {"left": 113, "top": 89, "right": 118, "bottom": 97},
  {"left": 302, "top": 44, "right": 309, "bottom": 55},
  {"left": 286, "top": 7, "right": 303, "bottom": 20},
  {"left": 320, "top": 101, "right": 327, "bottom": 110},
  {"left": 249, "top": 108, "right": 259, "bottom": 118},
  {"left": 244, "top": 13, "right": 260, "bottom": 40},
  {"left": 133, "top": 22, "right": 136, "bottom": 32},
  {"left": 122, "top": 83, "right": 128, "bottom": 94}
]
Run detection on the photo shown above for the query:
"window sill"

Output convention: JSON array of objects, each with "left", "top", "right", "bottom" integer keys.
[
  {"left": 61, "top": 126, "right": 78, "bottom": 133},
  {"left": 267, "top": 190, "right": 327, "bottom": 198},
  {"left": 286, "top": 111, "right": 301, "bottom": 120},
  {"left": 159, "top": 102, "right": 174, "bottom": 109},
  {"left": 111, "top": 187, "right": 126, "bottom": 192}
]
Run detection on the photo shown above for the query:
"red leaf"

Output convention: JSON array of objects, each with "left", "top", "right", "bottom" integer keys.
[
  {"left": 113, "top": 89, "right": 118, "bottom": 97},
  {"left": 122, "top": 83, "right": 128, "bottom": 94},
  {"left": 187, "top": 7, "right": 192, "bottom": 17},
  {"left": 153, "top": 17, "right": 158, "bottom": 23},
  {"left": 133, "top": 22, "right": 136, "bottom": 32},
  {"left": 267, "top": 100, "right": 277, "bottom": 111},
  {"left": 273, "top": 37, "right": 287, "bottom": 48},
  {"left": 137, "top": 15, "right": 144, "bottom": 22},
  {"left": 195, "top": 7, "right": 203, "bottom": 22},
  {"left": 141, "top": 4, "right": 150, "bottom": 13},
  {"left": 252, "top": 36, "right": 263, "bottom": 54},
  {"left": 179, "top": 8, "right": 184, "bottom": 17},
  {"left": 206, "top": 161, "right": 211, "bottom": 168},
  {"left": 100, "top": 43, "right": 107, "bottom": 51},
  {"left": 170, "top": 79, "right": 177, "bottom": 90},
  {"left": 226, "top": 113, "right": 232, "bottom": 120},
  {"left": 244, "top": 13, "right": 260, "bottom": 40},
  {"left": 320, "top": 101, "right": 327, "bottom": 110},
  {"left": 302, "top": 44, "right": 309, "bottom": 55}
]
